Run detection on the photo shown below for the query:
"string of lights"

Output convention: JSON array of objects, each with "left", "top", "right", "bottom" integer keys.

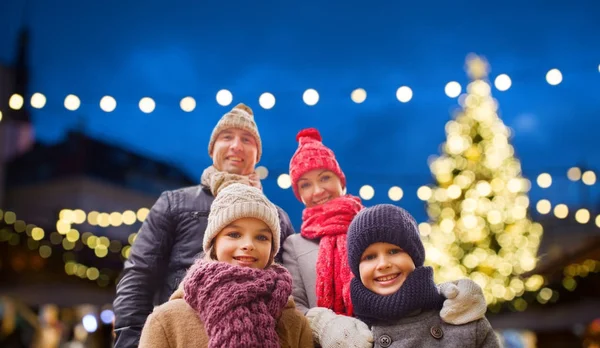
[
  {"left": 273, "top": 165, "right": 598, "bottom": 203},
  {"left": 0, "top": 209, "right": 128, "bottom": 287},
  {"left": 1, "top": 64, "right": 599, "bottom": 117},
  {"left": 2, "top": 199, "right": 599, "bottom": 293},
  {"left": 2, "top": 164, "right": 599, "bottom": 247},
  {"left": 2, "top": 160, "right": 598, "bottom": 254},
  {"left": 491, "top": 258, "right": 600, "bottom": 314}
]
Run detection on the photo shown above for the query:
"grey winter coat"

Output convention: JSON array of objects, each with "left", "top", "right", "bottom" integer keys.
[
  {"left": 282, "top": 233, "right": 320, "bottom": 314},
  {"left": 370, "top": 310, "right": 500, "bottom": 348}
]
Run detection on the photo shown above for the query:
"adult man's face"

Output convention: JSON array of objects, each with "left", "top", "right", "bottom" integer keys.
[{"left": 211, "top": 128, "right": 258, "bottom": 175}]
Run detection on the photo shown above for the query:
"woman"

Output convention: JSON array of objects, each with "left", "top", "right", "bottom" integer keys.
[{"left": 282, "top": 128, "right": 488, "bottom": 348}]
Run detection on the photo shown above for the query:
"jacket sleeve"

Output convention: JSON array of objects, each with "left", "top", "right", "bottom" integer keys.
[
  {"left": 298, "top": 313, "right": 315, "bottom": 348},
  {"left": 282, "top": 237, "right": 310, "bottom": 315},
  {"left": 113, "top": 192, "right": 175, "bottom": 348},
  {"left": 275, "top": 207, "right": 296, "bottom": 264},
  {"left": 476, "top": 318, "right": 501, "bottom": 348},
  {"left": 138, "top": 311, "right": 171, "bottom": 348}
]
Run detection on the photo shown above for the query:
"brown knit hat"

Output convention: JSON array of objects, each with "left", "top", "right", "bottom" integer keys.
[
  {"left": 203, "top": 183, "right": 280, "bottom": 265},
  {"left": 208, "top": 103, "right": 262, "bottom": 162}
]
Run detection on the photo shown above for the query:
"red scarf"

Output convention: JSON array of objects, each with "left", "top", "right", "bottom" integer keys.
[{"left": 301, "top": 194, "right": 364, "bottom": 316}]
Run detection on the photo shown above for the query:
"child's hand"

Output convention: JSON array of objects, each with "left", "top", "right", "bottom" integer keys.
[
  {"left": 306, "top": 307, "right": 373, "bottom": 348},
  {"left": 438, "top": 279, "right": 487, "bottom": 325}
]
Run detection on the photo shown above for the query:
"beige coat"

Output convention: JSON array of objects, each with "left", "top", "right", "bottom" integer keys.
[
  {"left": 139, "top": 285, "right": 314, "bottom": 348},
  {"left": 282, "top": 234, "right": 320, "bottom": 314}
]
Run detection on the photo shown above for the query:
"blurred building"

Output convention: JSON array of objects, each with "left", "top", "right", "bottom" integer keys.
[
  {"left": 1, "top": 129, "right": 197, "bottom": 305},
  {"left": 0, "top": 130, "right": 197, "bottom": 347},
  {"left": 0, "top": 26, "right": 199, "bottom": 347},
  {"left": 0, "top": 27, "right": 36, "bottom": 206},
  {"left": 489, "top": 214, "right": 600, "bottom": 347},
  {"left": 5, "top": 130, "right": 196, "bottom": 239}
]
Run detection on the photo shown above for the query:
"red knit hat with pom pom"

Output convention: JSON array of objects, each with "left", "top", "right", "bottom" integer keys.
[{"left": 289, "top": 128, "right": 346, "bottom": 201}]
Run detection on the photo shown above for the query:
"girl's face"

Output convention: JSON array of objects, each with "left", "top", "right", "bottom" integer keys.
[
  {"left": 297, "top": 169, "right": 344, "bottom": 208},
  {"left": 213, "top": 217, "right": 272, "bottom": 269},
  {"left": 359, "top": 242, "right": 415, "bottom": 296}
]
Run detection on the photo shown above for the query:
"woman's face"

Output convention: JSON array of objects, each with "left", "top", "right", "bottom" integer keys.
[{"left": 297, "top": 169, "right": 344, "bottom": 208}]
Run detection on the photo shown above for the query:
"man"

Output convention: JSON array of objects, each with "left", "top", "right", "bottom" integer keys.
[{"left": 112, "top": 103, "right": 295, "bottom": 348}]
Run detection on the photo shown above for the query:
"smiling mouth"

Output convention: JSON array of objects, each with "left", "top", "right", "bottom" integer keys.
[
  {"left": 313, "top": 196, "right": 331, "bottom": 205},
  {"left": 233, "top": 256, "right": 257, "bottom": 263},
  {"left": 227, "top": 156, "right": 243, "bottom": 163},
  {"left": 375, "top": 273, "right": 400, "bottom": 282}
]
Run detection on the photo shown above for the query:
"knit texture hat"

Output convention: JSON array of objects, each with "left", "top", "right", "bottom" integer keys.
[
  {"left": 208, "top": 103, "right": 262, "bottom": 162},
  {"left": 347, "top": 204, "right": 425, "bottom": 278},
  {"left": 203, "top": 183, "right": 281, "bottom": 262},
  {"left": 289, "top": 128, "right": 346, "bottom": 201}
]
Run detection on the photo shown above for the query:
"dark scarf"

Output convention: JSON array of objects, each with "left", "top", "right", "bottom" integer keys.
[
  {"left": 350, "top": 266, "right": 445, "bottom": 326},
  {"left": 301, "top": 194, "right": 364, "bottom": 316}
]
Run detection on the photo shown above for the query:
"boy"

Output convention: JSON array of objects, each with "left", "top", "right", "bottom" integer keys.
[{"left": 346, "top": 204, "right": 500, "bottom": 348}]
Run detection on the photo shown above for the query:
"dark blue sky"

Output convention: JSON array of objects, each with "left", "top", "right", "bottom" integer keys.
[{"left": 1, "top": 0, "right": 600, "bottom": 226}]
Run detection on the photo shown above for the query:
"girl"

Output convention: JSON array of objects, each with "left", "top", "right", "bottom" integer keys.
[
  {"left": 139, "top": 183, "right": 313, "bottom": 348},
  {"left": 346, "top": 204, "right": 499, "bottom": 347},
  {"left": 283, "top": 128, "right": 488, "bottom": 347}
]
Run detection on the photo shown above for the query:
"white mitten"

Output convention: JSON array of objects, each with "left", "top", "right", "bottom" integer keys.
[
  {"left": 438, "top": 278, "right": 487, "bottom": 325},
  {"left": 306, "top": 307, "right": 373, "bottom": 348}
]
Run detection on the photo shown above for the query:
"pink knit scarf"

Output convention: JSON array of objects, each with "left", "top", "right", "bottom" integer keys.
[
  {"left": 183, "top": 259, "right": 292, "bottom": 348},
  {"left": 301, "top": 194, "right": 364, "bottom": 316}
]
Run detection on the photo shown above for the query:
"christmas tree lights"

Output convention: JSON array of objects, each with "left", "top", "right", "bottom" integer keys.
[{"left": 421, "top": 54, "right": 543, "bottom": 305}]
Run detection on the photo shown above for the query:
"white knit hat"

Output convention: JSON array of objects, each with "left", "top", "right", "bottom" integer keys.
[
  {"left": 203, "top": 183, "right": 280, "bottom": 262},
  {"left": 208, "top": 103, "right": 262, "bottom": 162}
]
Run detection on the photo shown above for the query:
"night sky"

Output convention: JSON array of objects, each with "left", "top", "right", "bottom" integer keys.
[{"left": 1, "top": 0, "right": 600, "bottom": 227}]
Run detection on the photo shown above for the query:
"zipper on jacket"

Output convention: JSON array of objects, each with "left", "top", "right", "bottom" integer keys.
[{"left": 191, "top": 211, "right": 209, "bottom": 219}]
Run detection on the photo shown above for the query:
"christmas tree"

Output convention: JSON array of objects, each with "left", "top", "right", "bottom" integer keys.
[{"left": 420, "top": 54, "right": 544, "bottom": 306}]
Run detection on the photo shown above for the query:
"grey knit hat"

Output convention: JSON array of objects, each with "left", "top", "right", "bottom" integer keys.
[{"left": 347, "top": 204, "right": 425, "bottom": 278}]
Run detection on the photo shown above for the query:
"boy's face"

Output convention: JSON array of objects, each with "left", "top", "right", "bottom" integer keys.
[
  {"left": 359, "top": 242, "right": 416, "bottom": 296},
  {"left": 213, "top": 217, "right": 272, "bottom": 269}
]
